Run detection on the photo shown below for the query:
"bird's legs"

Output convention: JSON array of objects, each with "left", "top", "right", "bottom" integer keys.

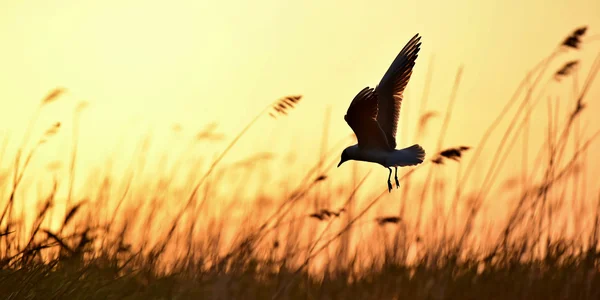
[
  {"left": 394, "top": 167, "right": 400, "bottom": 188},
  {"left": 387, "top": 167, "right": 393, "bottom": 193}
]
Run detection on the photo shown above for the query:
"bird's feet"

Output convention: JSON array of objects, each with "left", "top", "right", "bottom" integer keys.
[
  {"left": 394, "top": 167, "right": 400, "bottom": 189},
  {"left": 387, "top": 180, "right": 393, "bottom": 193}
]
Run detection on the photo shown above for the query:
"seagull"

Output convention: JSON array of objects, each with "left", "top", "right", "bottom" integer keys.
[{"left": 337, "top": 33, "right": 426, "bottom": 193}]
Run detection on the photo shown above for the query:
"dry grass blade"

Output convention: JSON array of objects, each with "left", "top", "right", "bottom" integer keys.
[
  {"left": 309, "top": 213, "right": 325, "bottom": 221},
  {"left": 432, "top": 146, "right": 471, "bottom": 164},
  {"left": 562, "top": 26, "right": 587, "bottom": 49},
  {"left": 43, "top": 230, "right": 74, "bottom": 254},
  {"left": 268, "top": 95, "right": 302, "bottom": 118},
  {"left": 314, "top": 175, "right": 327, "bottom": 182},
  {"left": 375, "top": 216, "right": 401, "bottom": 225},
  {"left": 43, "top": 122, "right": 61, "bottom": 137},
  {"left": 62, "top": 201, "right": 87, "bottom": 231},
  {"left": 0, "top": 230, "right": 14, "bottom": 237},
  {"left": 35, "top": 201, "right": 52, "bottom": 220},
  {"left": 73, "top": 229, "right": 93, "bottom": 254},
  {"left": 196, "top": 122, "right": 225, "bottom": 141},
  {"left": 554, "top": 60, "right": 579, "bottom": 81},
  {"left": 41, "top": 87, "right": 67, "bottom": 105},
  {"left": 23, "top": 181, "right": 57, "bottom": 252},
  {"left": 308, "top": 208, "right": 345, "bottom": 221}
]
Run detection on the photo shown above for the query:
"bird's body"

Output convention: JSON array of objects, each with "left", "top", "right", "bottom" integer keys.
[
  {"left": 342, "top": 144, "right": 425, "bottom": 168},
  {"left": 337, "top": 33, "right": 426, "bottom": 192}
]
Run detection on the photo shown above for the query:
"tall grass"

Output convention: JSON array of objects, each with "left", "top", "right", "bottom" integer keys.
[{"left": 0, "top": 27, "right": 600, "bottom": 299}]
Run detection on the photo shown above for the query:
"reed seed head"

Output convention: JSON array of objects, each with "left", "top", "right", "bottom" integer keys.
[{"left": 269, "top": 95, "right": 302, "bottom": 118}]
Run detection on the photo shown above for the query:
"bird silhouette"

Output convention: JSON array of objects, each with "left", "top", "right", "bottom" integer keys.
[{"left": 337, "top": 33, "right": 426, "bottom": 193}]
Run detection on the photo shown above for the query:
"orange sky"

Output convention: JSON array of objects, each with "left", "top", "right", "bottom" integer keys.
[{"left": 1, "top": 0, "right": 599, "bottom": 202}]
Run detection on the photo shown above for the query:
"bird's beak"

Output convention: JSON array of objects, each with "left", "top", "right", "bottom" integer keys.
[{"left": 337, "top": 160, "right": 343, "bottom": 168}]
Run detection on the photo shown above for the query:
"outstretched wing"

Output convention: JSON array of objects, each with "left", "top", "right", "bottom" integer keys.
[
  {"left": 375, "top": 33, "right": 422, "bottom": 149},
  {"left": 344, "top": 87, "right": 391, "bottom": 150}
]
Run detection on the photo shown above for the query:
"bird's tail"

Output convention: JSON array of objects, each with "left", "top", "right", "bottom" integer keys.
[{"left": 391, "top": 144, "right": 426, "bottom": 167}]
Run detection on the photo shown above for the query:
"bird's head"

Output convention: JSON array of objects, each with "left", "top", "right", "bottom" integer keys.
[{"left": 337, "top": 148, "right": 351, "bottom": 168}]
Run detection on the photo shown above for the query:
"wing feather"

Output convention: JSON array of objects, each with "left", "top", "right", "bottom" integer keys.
[
  {"left": 344, "top": 87, "right": 391, "bottom": 150},
  {"left": 375, "top": 33, "right": 422, "bottom": 149}
]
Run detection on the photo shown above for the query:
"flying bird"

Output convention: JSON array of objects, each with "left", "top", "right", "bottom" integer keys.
[{"left": 337, "top": 33, "right": 426, "bottom": 192}]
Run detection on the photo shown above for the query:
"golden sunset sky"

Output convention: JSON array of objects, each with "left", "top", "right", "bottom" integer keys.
[{"left": 1, "top": 0, "right": 599, "bottom": 201}]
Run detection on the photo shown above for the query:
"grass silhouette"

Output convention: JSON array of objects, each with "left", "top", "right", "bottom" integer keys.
[{"left": 0, "top": 26, "right": 600, "bottom": 299}]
